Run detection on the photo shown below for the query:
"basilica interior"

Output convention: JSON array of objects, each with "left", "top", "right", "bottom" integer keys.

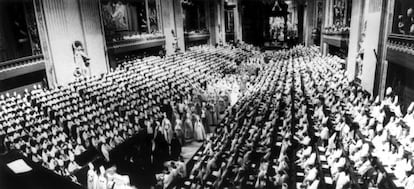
[{"left": 0, "top": 0, "right": 413, "bottom": 189}]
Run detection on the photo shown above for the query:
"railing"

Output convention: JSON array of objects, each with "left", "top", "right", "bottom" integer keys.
[
  {"left": 106, "top": 36, "right": 166, "bottom": 54},
  {"left": 386, "top": 34, "right": 414, "bottom": 71},
  {"left": 184, "top": 32, "right": 210, "bottom": 42},
  {"left": 322, "top": 34, "right": 349, "bottom": 48},
  {"left": 106, "top": 35, "right": 165, "bottom": 47},
  {"left": 0, "top": 54, "right": 44, "bottom": 70},
  {"left": 0, "top": 55, "right": 45, "bottom": 81}
]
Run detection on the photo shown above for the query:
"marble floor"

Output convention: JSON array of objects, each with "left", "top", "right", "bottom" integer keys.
[
  {"left": 181, "top": 141, "right": 203, "bottom": 163},
  {"left": 181, "top": 125, "right": 216, "bottom": 163}
]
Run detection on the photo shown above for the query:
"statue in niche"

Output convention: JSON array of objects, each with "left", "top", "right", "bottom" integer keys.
[
  {"left": 72, "top": 41, "right": 90, "bottom": 78},
  {"left": 356, "top": 21, "right": 367, "bottom": 80},
  {"left": 171, "top": 30, "right": 180, "bottom": 53}
]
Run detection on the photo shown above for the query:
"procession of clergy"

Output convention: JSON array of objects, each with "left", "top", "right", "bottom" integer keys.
[{"left": 1, "top": 44, "right": 414, "bottom": 189}]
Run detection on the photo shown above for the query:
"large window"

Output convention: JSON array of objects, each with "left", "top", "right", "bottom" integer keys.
[
  {"left": 101, "top": 0, "right": 162, "bottom": 42},
  {"left": 182, "top": 0, "right": 208, "bottom": 34},
  {"left": 225, "top": 9, "right": 234, "bottom": 34},
  {"left": 324, "top": 0, "right": 352, "bottom": 35},
  {"left": 148, "top": 0, "right": 160, "bottom": 33},
  {"left": 269, "top": 17, "right": 285, "bottom": 41},
  {"left": 0, "top": 0, "right": 41, "bottom": 62},
  {"left": 332, "top": 0, "right": 352, "bottom": 26}
]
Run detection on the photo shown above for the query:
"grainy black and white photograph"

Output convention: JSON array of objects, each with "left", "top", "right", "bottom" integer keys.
[{"left": 0, "top": 0, "right": 412, "bottom": 189}]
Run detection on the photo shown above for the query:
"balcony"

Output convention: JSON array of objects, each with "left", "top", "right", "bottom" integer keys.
[
  {"left": 386, "top": 34, "right": 414, "bottom": 70},
  {"left": 184, "top": 32, "right": 210, "bottom": 42},
  {"left": 322, "top": 34, "right": 349, "bottom": 48},
  {"left": 106, "top": 35, "right": 166, "bottom": 54},
  {"left": 0, "top": 55, "right": 45, "bottom": 80}
]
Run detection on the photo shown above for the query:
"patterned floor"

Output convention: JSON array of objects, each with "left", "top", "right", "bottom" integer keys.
[{"left": 181, "top": 141, "right": 203, "bottom": 163}]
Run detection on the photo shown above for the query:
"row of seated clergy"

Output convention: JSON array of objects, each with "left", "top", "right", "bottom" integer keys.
[
  {"left": 306, "top": 56, "right": 414, "bottom": 188},
  {"left": 289, "top": 54, "right": 348, "bottom": 189},
  {"left": 294, "top": 55, "right": 358, "bottom": 189},
  {"left": 180, "top": 45, "right": 389, "bottom": 189},
  {"left": 346, "top": 87, "right": 414, "bottom": 189},
  {"left": 0, "top": 45, "right": 249, "bottom": 182},
  {"left": 292, "top": 56, "right": 326, "bottom": 189},
  {"left": 179, "top": 46, "right": 326, "bottom": 189},
  {"left": 0, "top": 92, "right": 84, "bottom": 182}
]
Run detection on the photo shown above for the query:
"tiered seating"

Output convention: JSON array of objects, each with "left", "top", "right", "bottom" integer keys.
[
  {"left": 3, "top": 43, "right": 414, "bottom": 189},
  {"left": 294, "top": 56, "right": 324, "bottom": 189},
  {"left": 0, "top": 91, "right": 80, "bottom": 181},
  {"left": 298, "top": 56, "right": 359, "bottom": 189},
  {"left": 341, "top": 87, "right": 414, "bottom": 189},
  {"left": 179, "top": 46, "right": 329, "bottom": 189},
  {"left": 303, "top": 56, "right": 409, "bottom": 189},
  {"left": 0, "top": 45, "right": 253, "bottom": 186},
  {"left": 181, "top": 45, "right": 410, "bottom": 189},
  {"left": 30, "top": 87, "right": 92, "bottom": 150}
]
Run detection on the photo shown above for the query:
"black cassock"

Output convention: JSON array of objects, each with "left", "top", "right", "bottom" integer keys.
[
  {"left": 161, "top": 103, "right": 173, "bottom": 121},
  {"left": 170, "top": 136, "right": 181, "bottom": 161},
  {"left": 153, "top": 130, "right": 170, "bottom": 171},
  {"left": 130, "top": 131, "right": 156, "bottom": 188}
]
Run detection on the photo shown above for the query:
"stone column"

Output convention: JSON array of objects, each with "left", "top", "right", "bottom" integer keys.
[
  {"left": 204, "top": 0, "right": 212, "bottom": 44},
  {"left": 209, "top": 0, "right": 217, "bottom": 45},
  {"left": 234, "top": 0, "right": 243, "bottom": 42},
  {"left": 219, "top": 0, "right": 226, "bottom": 43},
  {"left": 297, "top": 0, "right": 305, "bottom": 44},
  {"left": 41, "top": 0, "right": 79, "bottom": 86},
  {"left": 304, "top": 0, "right": 316, "bottom": 46},
  {"left": 39, "top": 0, "right": 108, "bottom": 86},
  {"left": 360, "top": 0, "right": 384, "bottom": 94},
  {"left": 33, "top": 0, "right": 57, "bottom": 88},
  {"left": 321, "top": 0, "right": 333, "bottom": 55},
  {"left": 161, "top": 0, "right": 185, "bottom": 54},
  {"left": 161, "top": 0, "right": 176, "bottom": 55},
  {"left": 346, "top": 0, "right": 365, "bottom": 80},
  {"left": 375, "top": 0, "right": 393, "bottom": 98},
  {"left": 78, "top": 0, "right": 108, "bottom": 76},
  {"left": 209, "top": 0, "right": 225, "bottom": 45},
  {"left": 173, "top": 0, "right": 185, "bottom": 52}
]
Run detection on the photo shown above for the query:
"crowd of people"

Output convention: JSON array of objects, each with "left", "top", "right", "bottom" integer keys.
[
  {"left": 178, "top": 45, "right": 414, "bottom": 189},
  {"left": 2, "top": 43, "right": 414, "bottom": 189},
  {"left": 0, "top": 45, "right": 255, "bottom": 188}
]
